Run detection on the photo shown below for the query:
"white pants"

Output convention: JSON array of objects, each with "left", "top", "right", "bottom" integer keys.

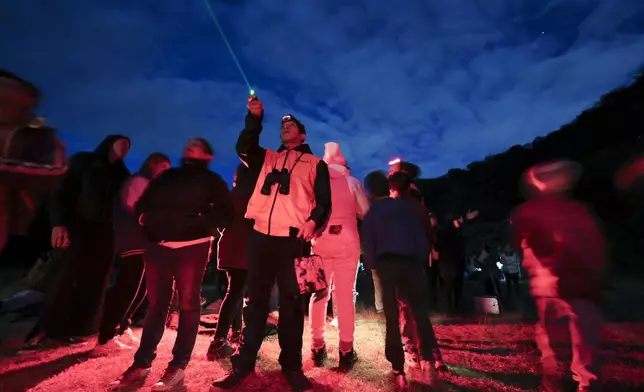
[{"left": 310, "top": 229, "right": 360, "bottom": 351}]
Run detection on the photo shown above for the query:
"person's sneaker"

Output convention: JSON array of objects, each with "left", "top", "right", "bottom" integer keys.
[
  {"left": 390, "top": 370, "right": 409, "bottom": 391},
  {"left": 339, "top": 349, "right": 358, "bottom": 371},
  {"left": 91, "top": 337, "right": 132, "bottom": 357},
  {"left": 282, "top": 370, "right": 313, "bottom": 392},
  {"left": 108, "top": 366, "right": 151, "bottom": 391},
  {"left": 151, "top": 367, "right": 184, "bottom": 391},
  {"left": 207, "top": 338, "right": 236, "bottom": 361},
  {"left": 18, "top": 332, "right": 48, "bottom": 353},
  {"left": 420, "top": 360, "right": 439, "bottom": 387},
  {"left": 311, "top": 345, "right": 327, "bottom": 367},
  {"left": 210, "top": 369, "right": 253, "bottom": 391},
  {"left": 120, "top": 327, "right": 140, "bottom": 344}
]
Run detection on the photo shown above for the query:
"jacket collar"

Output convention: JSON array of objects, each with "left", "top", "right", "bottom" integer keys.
[{"left": 276, "top": 143, "right": 313, "bottom": 154}]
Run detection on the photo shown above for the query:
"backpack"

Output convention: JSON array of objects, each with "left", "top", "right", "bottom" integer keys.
[{"left": 0, "top": 125, "right": 67, "bottom": 192}]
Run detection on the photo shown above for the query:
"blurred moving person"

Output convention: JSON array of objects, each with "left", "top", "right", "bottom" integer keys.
[
  {"left": 0, "top": 70, "right": 67, "bottom": 257},
  {"left": 512, "top": 160, "right": 606, "bottom": 392}
]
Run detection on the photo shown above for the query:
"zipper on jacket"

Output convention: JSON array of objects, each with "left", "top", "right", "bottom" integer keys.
[{"left": 266, "top": 150, "right": 291, "bottom": 235}]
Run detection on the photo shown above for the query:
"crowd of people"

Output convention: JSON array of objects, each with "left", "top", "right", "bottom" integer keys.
[{"left": 0, "top": 69, "right": 608, "bottom": 392}]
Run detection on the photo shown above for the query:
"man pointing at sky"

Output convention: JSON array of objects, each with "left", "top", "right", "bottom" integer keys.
[{"left": 211, "top": 97, "right": 332, "bottom": 392}]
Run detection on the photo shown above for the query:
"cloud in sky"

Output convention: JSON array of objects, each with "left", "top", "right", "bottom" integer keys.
[{"left": 2, "top": 0, "right": 644, "bottom": 181}]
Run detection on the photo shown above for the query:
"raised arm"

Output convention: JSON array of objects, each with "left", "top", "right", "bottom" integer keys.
[{"left": 236, "top": 99, "right": 267, "bottom": 169}]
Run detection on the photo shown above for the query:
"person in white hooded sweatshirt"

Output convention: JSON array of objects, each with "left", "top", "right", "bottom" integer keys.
[{"left": 309, "top": 142, "right": 369, "bottom": 370}]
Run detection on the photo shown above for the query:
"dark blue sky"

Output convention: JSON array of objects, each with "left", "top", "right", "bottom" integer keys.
[{"left": 2, "top": 0, "right": 644, "bottom": 183}]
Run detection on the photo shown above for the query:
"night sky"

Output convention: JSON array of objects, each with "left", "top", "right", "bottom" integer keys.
[{"left": 2, "top": 0, "right": 644, "bottom": 183}]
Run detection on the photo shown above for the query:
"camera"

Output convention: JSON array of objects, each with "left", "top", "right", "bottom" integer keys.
[{"left": 260, "top": 168, "right": 291, "bottom": 195}]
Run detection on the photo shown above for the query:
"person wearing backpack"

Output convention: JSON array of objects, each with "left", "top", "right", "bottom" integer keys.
[
  {"left": 512, "top": 160, "right": 605, "bottom": 392},
  {"left": 109, "top": 138, "right": 233, "bottom": 392}
]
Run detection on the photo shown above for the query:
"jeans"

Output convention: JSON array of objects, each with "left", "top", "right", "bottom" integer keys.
[
  {"left": 375, "top": 254, "right": 442, "bottom": 372},
  {"left": 214, "top": 268, "right": 248, "bottom": 339},
  {"left": 98, "top": 253, "right": 147, "bottom": 344},
  {"left": 534, "top": 297, "right": 601, "bottom": 390},
  {"left": 133, "top": 242, "right": 210, "bottom": 369},
  {"left": 231, "top": 229, "right": 305, "bottom": 372}
]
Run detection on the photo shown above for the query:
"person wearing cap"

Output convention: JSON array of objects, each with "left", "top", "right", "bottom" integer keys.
[
  {"left": 308, "top": 142, "right": 369, "bottom": 370},
  {"left": 0, "top": 70, "right": 67, "bottom": 255},
  {"left": 511, "top": 160, "right": 605, "bottom": 392},
  {"left": 211, "top": 98, "right": 331, "bottom": 392}
]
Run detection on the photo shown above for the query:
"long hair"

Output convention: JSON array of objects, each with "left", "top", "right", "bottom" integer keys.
[{"left": 139, "top": 152, "right": 171, "bottom": 178}]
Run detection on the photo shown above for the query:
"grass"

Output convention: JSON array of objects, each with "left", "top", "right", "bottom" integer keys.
[{"left": 1, "top": 309, "right": 644, "bottom": 392}]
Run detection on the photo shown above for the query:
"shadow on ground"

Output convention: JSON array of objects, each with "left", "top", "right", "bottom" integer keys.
[{"left": 0, "top": 351, "right": 91, "bottom": 391}]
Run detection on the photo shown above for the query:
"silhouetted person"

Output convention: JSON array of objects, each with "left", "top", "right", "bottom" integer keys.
[
  {"left": 436, "top": 216, "right": 467, "bottom": 314},
  {"left": 25, "top": 135, "right": 130, "bottom": 347},
  {"left": 207, "top": 163, "right": 260, "bottom": 360}
]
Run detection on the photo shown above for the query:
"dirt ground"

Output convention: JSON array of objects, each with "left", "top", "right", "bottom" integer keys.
[{"left": 1, "top": 270, "right": 643, "bottom": 392}]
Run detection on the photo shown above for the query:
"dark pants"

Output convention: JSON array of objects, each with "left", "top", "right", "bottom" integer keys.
[
  {"left": 98, "top": 253, "right": 147, "bottom": 344},
  {"left": 426, "top": 264, "right": 439, "bottom": 307},
  {"left": 231, "top": 229, "right": 305, "bottom": 372},
  {"left": 442, "top": 275, "right": 464, "bottom": 313},
  {"left": 376, "top": 254, "right": 441, "bottom": 372},
  {"left": 214, "top": 268, "right": 248, "bottom": 339},
  {"left": 506, "top": 272, "right": 520, "bottom": 297},
  {"left": 35, "top": 222, "right": 115, "bottom": 338},
  {"left": 133, "top": 242, "right": 210, "bottom": 369}
]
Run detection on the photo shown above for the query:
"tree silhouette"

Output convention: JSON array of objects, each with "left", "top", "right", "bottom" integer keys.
[{"left": 417, "top": 72, "right": 644, "bottom": 271}]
